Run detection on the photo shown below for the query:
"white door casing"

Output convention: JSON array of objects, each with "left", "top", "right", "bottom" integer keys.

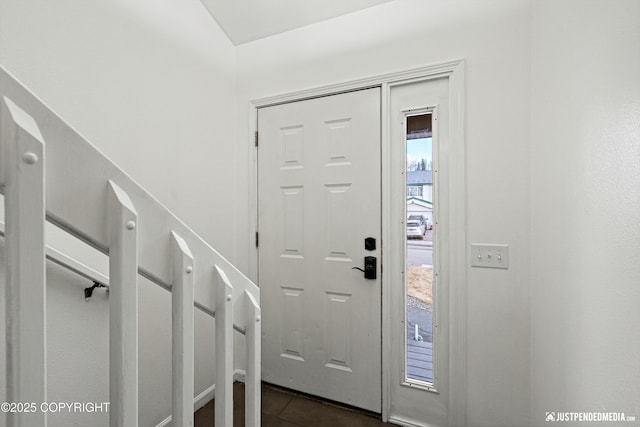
[{"left": 257, "top": 88, "right": 382, "bottom": 412}]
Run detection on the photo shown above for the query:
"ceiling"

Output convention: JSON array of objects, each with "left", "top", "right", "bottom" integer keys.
[{"left": 200, "top": 0, "right": 394, "bottom": 45}]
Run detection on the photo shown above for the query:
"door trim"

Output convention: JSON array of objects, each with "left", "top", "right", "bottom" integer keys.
[{"left": 247, "top": 60, "right": 466, "bottom": 425}]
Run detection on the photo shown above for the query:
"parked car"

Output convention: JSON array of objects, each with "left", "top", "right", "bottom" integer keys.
[
  {"left": 406, "top": 220, "right": 426, "bottom": 239},
  {"left": 408, "top": 214, "right": 427, "bottom": 227}
]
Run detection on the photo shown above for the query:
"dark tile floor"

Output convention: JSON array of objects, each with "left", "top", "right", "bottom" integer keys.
[{"left": 195, "top": 382, "right": 387, "bottom": 426}]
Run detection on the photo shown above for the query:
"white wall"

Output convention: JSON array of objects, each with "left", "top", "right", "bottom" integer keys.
[
  {"left": 236, "top": 1, "right": 532, "bottom": 425},
  {"left": 0, "top": 0, "right": 238, "bottom": 260},
  {"left": 530, "top": 1, "right": 640, "bottom": 425},
  {"left": 0, "top": 0, "right": 236, "bottom": 425}
]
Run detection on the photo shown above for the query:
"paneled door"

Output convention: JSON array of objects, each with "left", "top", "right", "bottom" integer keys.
[{"left": 257, "top": 88, "right": 381, "bottom": 412}]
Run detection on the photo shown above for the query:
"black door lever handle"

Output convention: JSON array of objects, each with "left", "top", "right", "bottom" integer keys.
[{"left": 353, "top": 256, "right": 376, "bottom": 280}]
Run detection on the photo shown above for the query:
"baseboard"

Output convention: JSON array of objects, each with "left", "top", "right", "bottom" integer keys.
[{"left": 155, "top": 370, "right": 248, "bottom": 427}]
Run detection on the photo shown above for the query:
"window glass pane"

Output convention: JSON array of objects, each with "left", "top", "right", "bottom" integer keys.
[{"left": 405, "top": 113, "right": 434, "bottom": 385}]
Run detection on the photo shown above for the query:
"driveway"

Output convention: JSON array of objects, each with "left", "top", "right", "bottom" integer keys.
[{"left": 407, "top": 239, "right": 432, "bottom": 267}]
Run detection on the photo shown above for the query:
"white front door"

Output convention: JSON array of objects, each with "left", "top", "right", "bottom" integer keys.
[{"left": 257, "top": 88, "right": 381, "bottom": 412}]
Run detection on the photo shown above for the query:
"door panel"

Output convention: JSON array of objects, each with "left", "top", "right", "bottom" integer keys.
[{"left": 258, "top": 88, "right": 381, "bottom": 412}]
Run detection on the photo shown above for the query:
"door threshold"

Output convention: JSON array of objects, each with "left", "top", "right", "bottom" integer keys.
[{"left": 262, "top": 381, "right": 383, "bottom": 420}]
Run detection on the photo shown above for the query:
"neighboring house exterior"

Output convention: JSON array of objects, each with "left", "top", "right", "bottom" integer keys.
[
  {"left": 407, "top": 170, "right": 433, "bottom": 225},
  {"left": 406, "top": 170, "right": 432, "bottom": 202}
]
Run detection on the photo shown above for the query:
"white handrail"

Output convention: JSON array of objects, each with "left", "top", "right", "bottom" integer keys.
[
  {"left": 0, "top": 220, "right": 250, "bottom": 333},
  {"left": 1, "top": 65, "right": 261, "bottom": 426}
]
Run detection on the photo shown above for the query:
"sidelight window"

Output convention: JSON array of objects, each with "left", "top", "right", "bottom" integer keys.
[{"left": 405, "top": 113, "right": 434, "bottom": 386}]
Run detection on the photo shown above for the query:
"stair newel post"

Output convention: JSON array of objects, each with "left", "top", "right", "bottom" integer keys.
[
  {"left": 107, "top": 181, "right": 139, "bottom": 427},
  {"left": 171, "top": 232, "right": 195, "bottom": 427},
  {"left": 1, "top": 97, "right": 47, "bottom": 427},
  {"left": 214, "top": 265, "right": 234, "bottom": 426},
  {"left": 244, "top": 290, "right": 261, "bottom": 427}
]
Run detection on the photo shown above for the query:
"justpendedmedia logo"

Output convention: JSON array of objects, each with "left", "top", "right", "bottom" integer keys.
[{"left": 544, "top": 411, "right": 636, "bottom": 422}]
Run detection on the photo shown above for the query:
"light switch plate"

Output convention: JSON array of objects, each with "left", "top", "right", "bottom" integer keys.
[{"left": 471, "top": 244, "right": 509, "bottom": 269}]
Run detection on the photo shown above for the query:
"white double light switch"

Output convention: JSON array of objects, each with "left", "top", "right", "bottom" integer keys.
[{"left": 471, "top": 244, "right": 509, "bottom": 269}]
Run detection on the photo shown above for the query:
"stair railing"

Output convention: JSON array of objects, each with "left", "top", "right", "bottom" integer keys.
[{"left": 0, "top": 65, "right": 260, "bottom": 427}]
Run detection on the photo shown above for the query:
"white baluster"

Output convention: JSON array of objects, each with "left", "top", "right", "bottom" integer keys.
[
  {"left": 1, "top": 97, "right": 47, "bottom": 427},
  {"left": 214, "top": 265, "right": 233, "bottom": 427},
  {"left": 244, "top": 290, "right": 261, "bottom": 427},
  {"left": 107, "top": 180, "right": 138, "bottom": 427},
  {"left": 171, "top": 232, "right": 194, "bottom": 427}
]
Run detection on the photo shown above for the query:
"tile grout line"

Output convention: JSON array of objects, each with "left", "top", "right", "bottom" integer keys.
[{"left": 275, "top": 393, "right": 295, "bottom": 419}]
